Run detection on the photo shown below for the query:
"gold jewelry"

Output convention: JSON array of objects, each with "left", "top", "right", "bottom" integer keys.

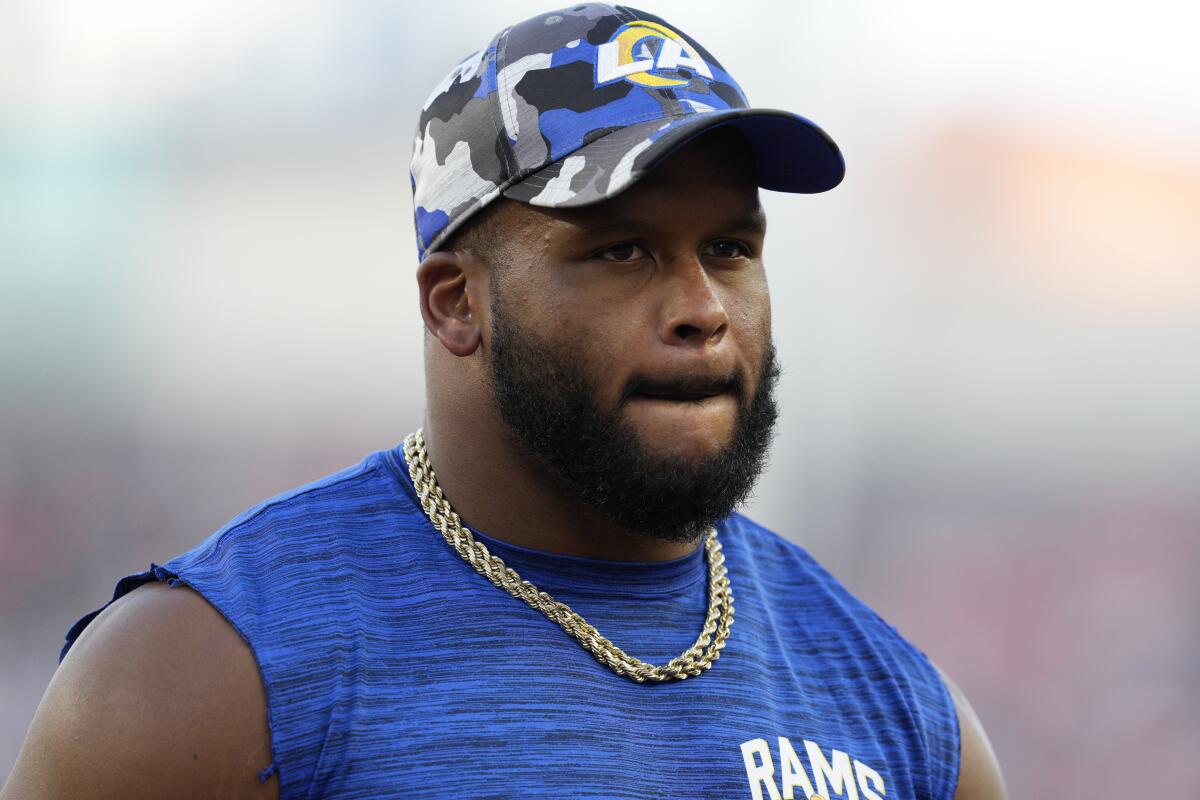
[{"left": 403, "top": 428, "right": 734, "bottom": 683}]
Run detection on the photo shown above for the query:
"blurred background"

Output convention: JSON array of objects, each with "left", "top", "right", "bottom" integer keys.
[{"left": 2, "top": 0, "right": 1197, "bottom": 794}]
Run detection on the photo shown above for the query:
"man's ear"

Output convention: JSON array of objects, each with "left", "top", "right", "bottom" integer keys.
[{"left": 417, "top": 250, "right": 487, "bottom": 357}]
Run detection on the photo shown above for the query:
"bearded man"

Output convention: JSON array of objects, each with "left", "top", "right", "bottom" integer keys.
[{"left": 3, "top": 5, "right": 1006, "bottom": 799}]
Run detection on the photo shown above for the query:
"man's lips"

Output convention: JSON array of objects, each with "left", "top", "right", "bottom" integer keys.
[
  {"left": 624, "top": 376, "right": 740, "bottom": 404},
  {"left": 632, "top": 387, "right": 727, "bottom": 402}
]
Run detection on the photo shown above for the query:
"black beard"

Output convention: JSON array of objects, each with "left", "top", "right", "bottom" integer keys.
[{"left": 487, "top": 289, "right": 781, "bottom": 545}]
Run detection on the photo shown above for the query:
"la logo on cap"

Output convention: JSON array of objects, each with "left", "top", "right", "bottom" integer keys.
[{"left": 595, "top": 20, "right": 714, "bottom": 87}]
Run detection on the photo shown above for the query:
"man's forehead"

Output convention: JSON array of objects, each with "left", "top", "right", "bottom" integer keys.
[
  {"left": 478, "top": 132, "right": 765, "bottom": 246},
  {"left": 533, "top": 129, "right": 760, "bottom": 216},
  {"left": 545, "top": 191, "right": 766, "bottom": 235}
]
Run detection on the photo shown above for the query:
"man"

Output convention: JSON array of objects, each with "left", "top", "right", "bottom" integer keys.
[{"left": 3, "top": 5, "right": 1006, "bottom": 799}]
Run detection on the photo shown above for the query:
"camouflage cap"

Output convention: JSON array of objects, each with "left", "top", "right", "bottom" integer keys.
[{"left": 410, "top": 3, "right": 844, "bottom": 261}]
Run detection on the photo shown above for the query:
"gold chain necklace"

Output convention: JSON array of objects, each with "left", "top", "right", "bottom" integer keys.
[{"left": 403, "top": 428, "right": 734, "bottom": 683}]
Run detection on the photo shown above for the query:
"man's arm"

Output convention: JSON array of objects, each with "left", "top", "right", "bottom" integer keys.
[
  {"left": 1, "top": 582, "right": 278, "bottom": 800},
  {"left": 936, "top": 665, "right": 1008, "bottom": 800}
]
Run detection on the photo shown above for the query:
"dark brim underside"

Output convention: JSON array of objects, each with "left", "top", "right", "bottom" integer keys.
[{"left": 502, "top": 108, "right": 845, "bottom": 209}]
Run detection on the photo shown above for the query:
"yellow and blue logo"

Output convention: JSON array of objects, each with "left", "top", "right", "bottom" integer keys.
[{"left": 595, "top": 21, "right": 714, "bottom": 88}]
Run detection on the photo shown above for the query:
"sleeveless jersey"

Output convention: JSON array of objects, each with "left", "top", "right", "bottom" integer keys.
[{"left": 62, "top": 442, "right": 960, "bottom": 799}]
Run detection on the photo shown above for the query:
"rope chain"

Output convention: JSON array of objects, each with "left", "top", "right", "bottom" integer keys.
[{"left": 403, "top": 429, "right": 734, "bottom": 683}]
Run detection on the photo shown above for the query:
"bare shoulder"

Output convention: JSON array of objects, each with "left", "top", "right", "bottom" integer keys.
[
  {"left": 934, "top": 664, "right": 1008, "bottom": 800},
  {"left": 1, "top": 581, "right": 278, "bottom": 800}
]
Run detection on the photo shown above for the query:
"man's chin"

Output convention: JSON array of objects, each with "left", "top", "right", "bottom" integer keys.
[{"left": 623, "top": 393, "right": 740, "bottom": 460}]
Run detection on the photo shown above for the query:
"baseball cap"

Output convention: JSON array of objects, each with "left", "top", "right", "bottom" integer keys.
[{"left": 410, "top": 3, "right": 844, "bottom": 261}]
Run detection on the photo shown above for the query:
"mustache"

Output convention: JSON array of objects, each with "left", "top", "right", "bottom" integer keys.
[{"left": 620, "top": 371, "right": 744, "bottom": 404}]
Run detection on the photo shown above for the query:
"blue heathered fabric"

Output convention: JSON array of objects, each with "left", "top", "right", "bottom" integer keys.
[{"left": 62, "top": 442, "right": 960, "bottom": 799}]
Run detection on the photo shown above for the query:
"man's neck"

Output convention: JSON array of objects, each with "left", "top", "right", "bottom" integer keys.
[{"left": 419, "top": 411, "right": 700, "bottom": 563}]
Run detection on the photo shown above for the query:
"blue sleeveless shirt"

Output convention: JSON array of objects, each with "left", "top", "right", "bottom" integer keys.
[{"left": 62, "top": 443, "right": 960, "bottom": 799}]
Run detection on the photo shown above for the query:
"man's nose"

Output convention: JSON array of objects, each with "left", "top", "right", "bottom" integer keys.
[{"left": 657, "top": 255, "right": 730, "bottom": 347}]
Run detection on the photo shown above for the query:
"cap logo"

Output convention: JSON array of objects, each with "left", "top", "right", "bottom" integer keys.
[{"left": 595, "top": 20, "right": 714, "bottom": 88}]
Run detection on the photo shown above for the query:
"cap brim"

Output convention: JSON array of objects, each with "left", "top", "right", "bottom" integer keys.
[{"left": 502, "top": 108, "right": 844, "bottom": 209}]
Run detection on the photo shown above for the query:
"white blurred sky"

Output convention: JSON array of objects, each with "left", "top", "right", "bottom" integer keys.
[{"left": 5, "top": 2, "right": 1199, "bottom": 140}]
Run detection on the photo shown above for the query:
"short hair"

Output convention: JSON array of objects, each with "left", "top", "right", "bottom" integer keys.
[{"left": 437, "top": 199, "right": 510, "bottom": 280}]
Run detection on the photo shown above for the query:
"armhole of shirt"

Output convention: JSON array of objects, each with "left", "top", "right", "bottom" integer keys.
[
  {"left": 915, "top": 640, "right": 964, "bottom": 800},
  {"left": 862, "top": 604, "right": 963, "bottom": 800},
  {"left": 59, "top": 562, "right": 281, "bottom": 788}
]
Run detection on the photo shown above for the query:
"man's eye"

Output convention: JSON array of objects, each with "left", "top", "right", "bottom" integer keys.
[
  {"left": 598, "top": 243, "right": 646, "bottom": 262},
  {"left": 705, "top": 239, "right": 750, "bottom": 258}
]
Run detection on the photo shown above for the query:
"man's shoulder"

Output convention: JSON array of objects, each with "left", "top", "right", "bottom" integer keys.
[
  {"left": 61, "top": 445, "right": 424, "bottom": 662},
  {"left": 721, "top": 511, "right": 835, "bottom": 581},
  {"left": 171, "top": 445, "right": 426, "bottom": 569},
  {"left": 723, "top": 512, "right": 930, "bottom": 654},
  {"left": 214, "top": 448, "right": 402, "bottom": 537}
]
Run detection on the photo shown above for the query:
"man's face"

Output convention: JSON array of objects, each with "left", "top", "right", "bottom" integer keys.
[{"left": 481, "top": 129, "right": 779, "bottom": 543}]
